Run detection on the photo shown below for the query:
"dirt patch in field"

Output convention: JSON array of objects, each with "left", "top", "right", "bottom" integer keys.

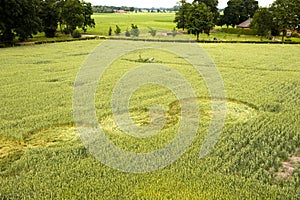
[
  {"left": 0, "top": 126, "right": 78, "bottom": 161},
  {"left": 0, "top": 139, "right": 25, "bottom": 159},
  {"left": 275, "top": 155, "right": 300, "bottom": 179}
]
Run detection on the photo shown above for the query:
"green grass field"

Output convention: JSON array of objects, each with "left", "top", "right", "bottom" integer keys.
[
  {"left": 0, "top": 39, "right": 299, "bottom": 199},
  {"left": 25, "top": 13, "right": 300, "bottom": 43},
  {"left": 87, "top": 13, "right": 176, "bottom": 36},
  {"left": 86, "top": 13, "right": 300, "bottom": 42},
  {"left": 84, "top": 13, "right": 264, "bottom": 41}
]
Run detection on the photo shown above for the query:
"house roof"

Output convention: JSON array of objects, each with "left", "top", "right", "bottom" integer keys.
[
  {"left": 116, "top": 10, "right": 127, "bottom": 13},
  {"left": 237, "top": 18, "right": 252, "bottom": 28}
]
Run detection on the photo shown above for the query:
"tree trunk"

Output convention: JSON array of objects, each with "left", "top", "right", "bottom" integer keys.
[
  {"left": 281, "top": 32, "right": 284, "bottom": 42},
  {"left": 197, "top": 32, "right": 199, "bottom": 41}
]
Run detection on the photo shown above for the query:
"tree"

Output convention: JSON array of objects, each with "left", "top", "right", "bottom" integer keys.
[
  {"left": 193, "top": 0, "right": 219, "bottom": 22},
  {"left": 0, "top": 0, "right": 42, "bottom": 43},
  {"left": 270, "top": 0, "right": 300, "bottom": 41},
  {"left": 81, "top": 2, "right": 95, "bottom": 32},
  {"left": 187, "top": 2, "right": 214, "bottom": 40},
  {"left": 250, "top": 7, "right": 273, "bottom": 40},
  {"left": 174, "top": 0, "right": 191, "bottom": 31},
  {"left": 40, "top": 0, "right": 59, "bottom": 37},
  {"left": 223, "top": 0, "right": 241, "bottom": 28},
  {"left": 223, "top": 0, "right": 258, "bottom": 28},
  {"left": 243, "top": 0, "right": 259, "bottom": 19},
  {"left": 59, "top": 0, "right": 94, "bottom": 34},
  {"left": 216, "top": 14, "right": 226, "bottom": 27},
  {"left": 60, "top": 0, "right": 84, "bottom": 33}
]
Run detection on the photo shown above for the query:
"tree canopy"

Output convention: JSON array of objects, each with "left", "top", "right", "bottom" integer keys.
[
  {"left": 270, "top": 0, "right": 300, "bottom": 41},
  {"left": 250, "top": 7, "right": 273, "bottom": 40},
  {"left": 0, "top": 0, "right": 42, "bottom": 43},
  {"left": 0, "top": 0, "right": 95, "bottom": 43},
  {"left": 187, "top": 2, "right": 214, "bottom": 40},
  {"left": 223, "top": 0, "right": 258, "bottom": 28},
  {"left": 174, "top": 0, "right": 191, "bottom": 31},
  {"left": 250, "top": 0, "right": 300, "bottom": 41},
  {"left": 174, "top": 1, "right": 215, "bottom": 40}
]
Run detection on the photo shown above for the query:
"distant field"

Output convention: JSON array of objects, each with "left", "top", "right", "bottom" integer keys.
[
  {"left": 84, "top": 13, "right": 299, "bottom": 42},
  {"left": 0, "top": 40, "right": 299, "bottom": 199},
  {"left": 86, "top": 13, "right": 176, "bottom": 36},
  {"left": 25, "top": 13, "right": 300, "bottom": 43}
]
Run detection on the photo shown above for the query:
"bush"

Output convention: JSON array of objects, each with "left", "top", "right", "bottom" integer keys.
[
  {"left": 114, "top": 25, "right": 121, "bottom": 35},
  {"left": 71, "top": 30, "right": 81, "bottom": 38},
  {"left": 292, "top": 32, "right": 300, "bottom": 38},
  {"left": 125, "top": 29, "right": 131, "bottom": 37},
  {"left": 108, "top": 26, "right": 112, "bottom": 36},
  {"left": 44, "top": 28, "right": 56, "bottom": 38},
  {"left": 220, "top": 28, "right": 256, "bottom": 35},
  {"left": 63, "top": 28, "right": 71, "bottom": 35},
  {"left": 131, "top": 24, "right": 139, "bottom": 37},
  {"left": 148, "top": 27, "right": 156, "bottom": 37},
  {"left": 172, "top": 28, "right": 178, "bottom": 37}
]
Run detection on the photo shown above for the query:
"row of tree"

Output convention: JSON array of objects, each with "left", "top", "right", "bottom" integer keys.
[
  {"left": 92, "top": 5, "right": 135, "bottom": 13},
  {"left": 0, "top": 0, "right": 95, "bottom": 43},
  {"left": 251, "top": 0, "right": 300, "bottom": 41},
  {"left": 174, "top": 0, "right": 300, "bottom": 41}
]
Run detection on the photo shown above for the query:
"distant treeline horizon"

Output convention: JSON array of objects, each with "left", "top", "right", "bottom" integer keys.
[
  {"left": 92, "top": 5, "right": 180, "bottom": 13},
  {"left": 92, "top": 5, "right": 224, "bottom": 13}
]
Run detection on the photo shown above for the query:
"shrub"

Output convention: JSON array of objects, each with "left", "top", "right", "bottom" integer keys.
[
  {"left": 114, "top": 25, "right": 121, "bottom": 35},
  {"left": 125, "top": 29, "right": 131, "bottom": 37},
  {"left": 63, "top": 28, "right": 71, "bottom": 35},
  {"left": 131, "top": 24, "right": 139, "bottom": 37},
  {"left": 292, "top": 32, "right": 300, "bottom": 38},
  {"left": 220, "top": 28, "right": 256, "bottom": 35},
  {"left": 108, "top": 26, "right": 112, "bottom": 36},
  {"left": 148, "top": 27, "right": 156, "bottom": 37},
  {"left": 172, "top": 28, "right": 178, "bottom": 37},
  {"left": 71, "top": 30, "right": 81, "bottom": 38},
  {"left": 44, "top": 28, "right": 56, "bottom": 38}
]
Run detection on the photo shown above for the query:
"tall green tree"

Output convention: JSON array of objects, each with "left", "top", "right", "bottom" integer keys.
[
  {"left": 174, "top": 0, "right": 191, "bottom": 31},
  {"left": 193, "top": 0, "right": 219, "bottom": 22},
  {"left": 58, "top": 0, "right": 95, "bottom": 34},
  {"left": 243, "top": 0, "right": 259, "bottom": 19},
  {"left": 60, "top": 0, "right": 84, "bottom": 33},
  {"left": 250, "top": 7, "right": 273, "bottom": 40},
  {"left": 187, "top": 2, "right": 214, "bottom": 40},
  {"left": 223, "top": 0, "right": 242, "bottom": 28},
  {"left": 40, "top": 0, "right": 59, "bottom": 37},
  {"left": 81, "top": 1, "right": 95, "bottom": 32},
  {"left": 0, "top": 0, "right": 42, "bottom": 43},
  {"left": 223, "top": 0, "right": 258, "bottom": 28},
  {"left": 271, "top": 0, "right": 300, "bottom": 41}
]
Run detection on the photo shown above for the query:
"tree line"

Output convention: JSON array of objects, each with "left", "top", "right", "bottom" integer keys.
[
  {"left": 251, "top": 0, "right": 300, "bottom": 41},
  {"left": 92, "top": 5, "right": 135, "bottom": 13},
  {"left": 174, "top": 0, "right": 300, "bottom": 41},
  {"left": 0, "top": 0, "right": 95, "bottom": 43}
]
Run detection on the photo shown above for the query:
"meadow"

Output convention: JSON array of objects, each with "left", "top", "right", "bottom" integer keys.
[
  {"left": 0, "top": 38, "right": 299, "bottom": 199},
  {"left": 85, "top": 13, "right": 300, "bottom": 42},
  {"left": 87, "top": 13, "right": 176, "bottom": 36},
  {"left": 26, "top": 13, "right": 300, "bottom": 43}
]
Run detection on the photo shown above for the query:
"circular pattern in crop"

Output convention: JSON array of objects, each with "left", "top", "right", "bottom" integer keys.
[{"left": 73, "top": 39, "right": 226, "bottom": 173}]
